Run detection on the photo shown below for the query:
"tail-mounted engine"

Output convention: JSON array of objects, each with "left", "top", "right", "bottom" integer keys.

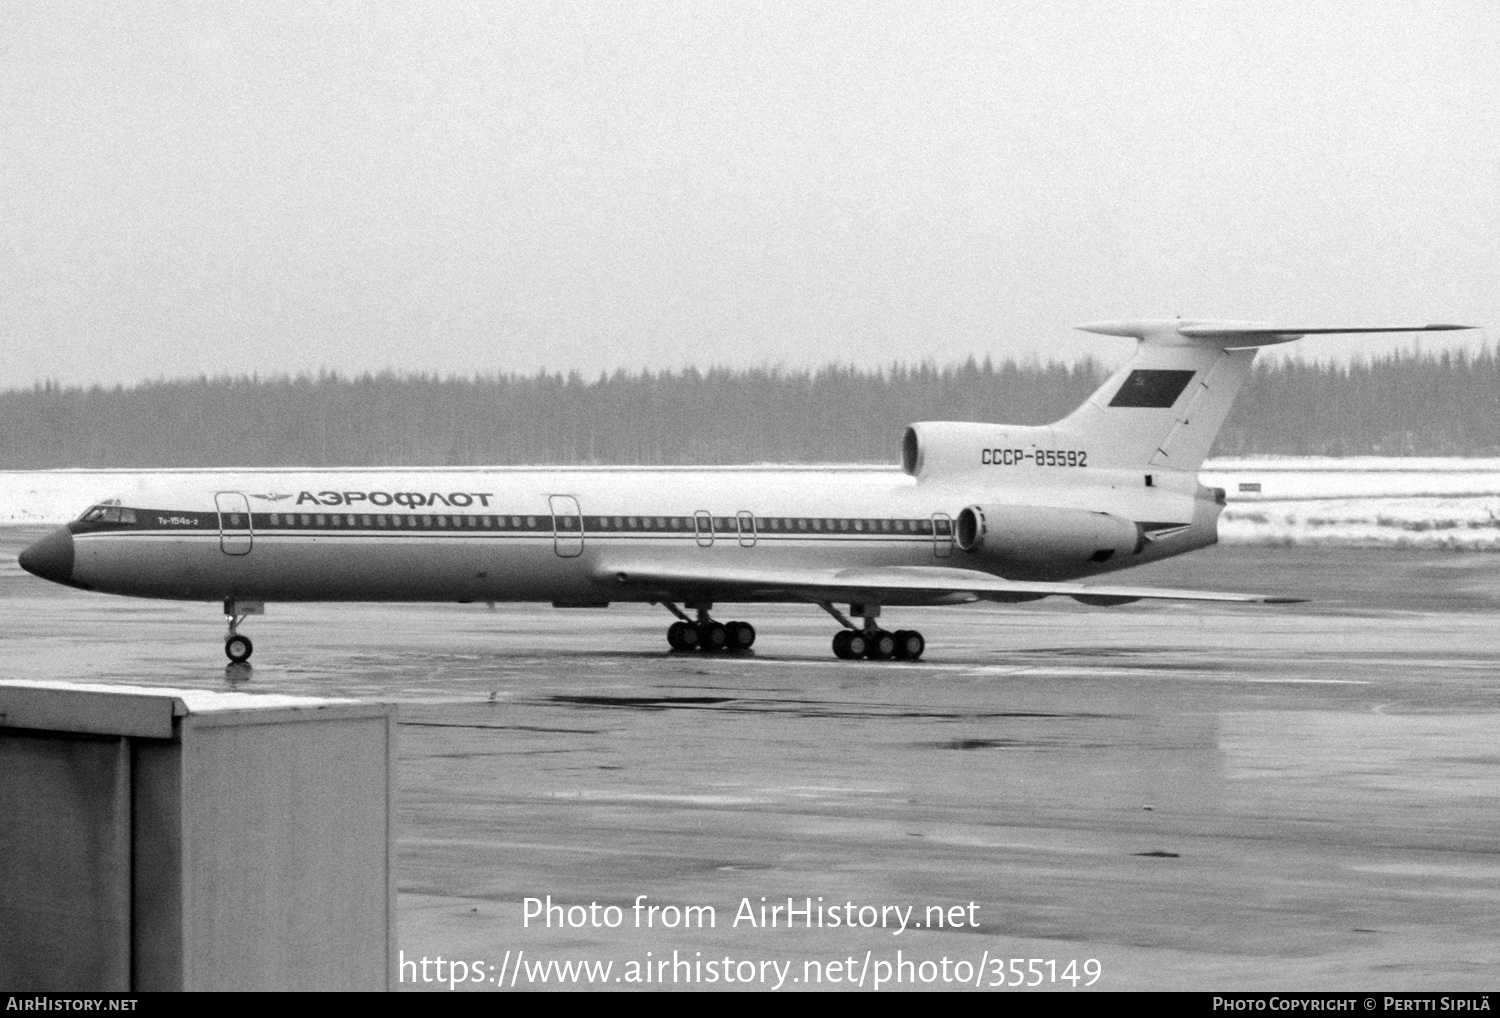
[
  {"left": 902, "top": 422, "right": 1052, "bottom": 479},
  {"left": 954, "top": 504, "right": 1140, "bottom": 567}
]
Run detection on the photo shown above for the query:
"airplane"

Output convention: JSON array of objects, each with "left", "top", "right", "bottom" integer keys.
[{"left": 17, "top": 319, "right": 1474, "bottom": 664}]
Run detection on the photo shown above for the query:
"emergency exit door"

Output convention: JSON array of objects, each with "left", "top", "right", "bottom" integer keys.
[
  {"left": 931, "top": 512, "right": 953, "bottom": 559},
  {"left": 549, "top": 495, "right": 584, "bottom": 558}
]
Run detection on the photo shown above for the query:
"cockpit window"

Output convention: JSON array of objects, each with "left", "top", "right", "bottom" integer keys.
[{"left": 78, "top": 504, "right": 136, "bottom": 524}]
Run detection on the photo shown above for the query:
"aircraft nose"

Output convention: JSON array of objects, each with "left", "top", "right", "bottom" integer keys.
[{"left": 18, "top": 526, "right": 75, "bottom": 585}]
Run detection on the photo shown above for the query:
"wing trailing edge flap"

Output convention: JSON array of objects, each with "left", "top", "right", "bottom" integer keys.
[{"left": 596, "top": 561, "right": 1303, "bottom": 606}]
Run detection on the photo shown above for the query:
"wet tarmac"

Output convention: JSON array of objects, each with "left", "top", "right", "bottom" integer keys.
[{"left": 3, "top": 529, "right": 1499, "bottom": 991}]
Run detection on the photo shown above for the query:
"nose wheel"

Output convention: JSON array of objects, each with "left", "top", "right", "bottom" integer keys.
[
  {"left": 225, "top": 634, "right": 254, "bottom": 663},
  {"left": 223, "top": 599, "right": 263, "bottom": 664}
]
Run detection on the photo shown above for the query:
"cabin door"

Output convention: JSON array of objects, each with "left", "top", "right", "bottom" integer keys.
[
  {"left": 215, "top": 492, "right": 254, "bottom": 556},
  {"left": 549, "top": 495, "right": 584, "bottom": 558}
]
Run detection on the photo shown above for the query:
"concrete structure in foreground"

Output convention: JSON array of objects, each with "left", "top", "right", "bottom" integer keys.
[{"left": 0, "top": 680, "right": 395, "bottom": 991}]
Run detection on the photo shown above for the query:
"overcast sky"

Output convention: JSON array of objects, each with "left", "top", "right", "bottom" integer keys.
[{"left": 2, "top": 1, "right": 1496, "bottom": 389}]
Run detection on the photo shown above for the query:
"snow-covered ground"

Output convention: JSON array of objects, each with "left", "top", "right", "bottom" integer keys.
[
  {"left": 1200, "top": 459, "right": 1500, "bottom": 549},
  {"left": 5, "top": 459, "right": 1500, "bottom": 549}
]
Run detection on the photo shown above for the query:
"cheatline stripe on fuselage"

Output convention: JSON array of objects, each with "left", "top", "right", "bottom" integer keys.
[{"left": 69, "top": 510, "right": 956, "bottom": 540}]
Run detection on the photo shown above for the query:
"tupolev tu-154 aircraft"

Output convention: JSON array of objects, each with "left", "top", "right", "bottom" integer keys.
[{"left": 18, "top": 319, "right": 1473, "bottom": 664}]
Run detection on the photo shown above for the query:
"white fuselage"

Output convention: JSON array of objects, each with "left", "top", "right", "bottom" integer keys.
[{"left": 57, "top": 464, "right": 1218, "bottom": 605}]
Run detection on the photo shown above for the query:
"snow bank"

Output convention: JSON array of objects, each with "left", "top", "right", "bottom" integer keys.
[
  {"left": 1199, "top": 458, "right": 1500, "bottom": 549},
  {"left": 0, "top": 470, "right": 212, "bottom": 526}
]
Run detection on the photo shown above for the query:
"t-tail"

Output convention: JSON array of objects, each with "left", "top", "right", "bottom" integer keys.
[
  {"left": 1056, "top": 319, "right": 1473, "bottom": 472},
  {"left": 903, "top": 319, "right": 1474, "bottom": 481}
]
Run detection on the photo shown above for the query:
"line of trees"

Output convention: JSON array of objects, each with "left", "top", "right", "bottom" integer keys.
[{"left": 1, "top": 348, "right": 1495, "bottom": 468}]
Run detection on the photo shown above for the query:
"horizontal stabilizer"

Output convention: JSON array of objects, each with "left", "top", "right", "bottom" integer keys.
[
  {"left": 1179, "top": 323, "right": 1472, "bottom": 338},
  {"left": 1078, "top": 319, "right": 1475, "bottom": 349},
  {"left": 599, "top": 560, "right": 1302, "bottom": 607}
]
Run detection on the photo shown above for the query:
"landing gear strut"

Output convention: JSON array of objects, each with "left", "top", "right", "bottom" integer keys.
[
  {"left": 823, "top": 603, "right": 924, "bottom": 662},
  {"left": 662, "top": 603, "right": 755, "bottom": 653},
  {"left": 223, "top": 599, "right": 263, "bottom": 664}
]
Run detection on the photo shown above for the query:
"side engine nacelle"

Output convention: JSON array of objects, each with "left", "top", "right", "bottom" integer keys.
[{"left": 954, "top": 504, "right": 1141, "bottom": 567}]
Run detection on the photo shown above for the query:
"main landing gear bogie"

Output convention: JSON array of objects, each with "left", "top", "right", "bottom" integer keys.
[
  {"left": 832, "top": 628, "right": 925, "bottom": 661},
  {"left": 660, "top": 601, "right": 928, "bottom": 661},
  {"left": 821, "top": 602, "right": 924, "bottom": 662},
  {"left": 666, "top": 615, "right": 756, "bottom": 654}
]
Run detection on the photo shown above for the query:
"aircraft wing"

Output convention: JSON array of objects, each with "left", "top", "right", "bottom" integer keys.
[{"left": 595, "top": 561, "right": 1303, "bottom": 607}]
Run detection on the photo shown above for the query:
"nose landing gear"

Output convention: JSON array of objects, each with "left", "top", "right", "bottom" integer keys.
[{"left": 223, "top": 599, "right": 264, "bottom": 664}]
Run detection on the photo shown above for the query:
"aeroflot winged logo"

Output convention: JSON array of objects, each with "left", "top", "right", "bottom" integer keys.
[{"left": 249, "top": 492, "right": 293, "bottom": 502}]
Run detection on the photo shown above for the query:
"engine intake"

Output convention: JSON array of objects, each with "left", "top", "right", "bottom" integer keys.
[
  {"left": 956, "top": 505, "right": 985, "bottom": 551},
  {"left": 901, "top": 421, "right": 1051, "bottom": 478}
]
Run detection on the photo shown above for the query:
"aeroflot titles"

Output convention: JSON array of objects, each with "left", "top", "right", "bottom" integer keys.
[{"left": 290, "top": 490, "right": 495, "bottom": 508}]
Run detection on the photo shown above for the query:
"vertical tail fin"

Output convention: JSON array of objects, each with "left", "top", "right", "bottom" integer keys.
[{"left": 1054, "top": 319, "right": 1474, "bottom": 472}]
